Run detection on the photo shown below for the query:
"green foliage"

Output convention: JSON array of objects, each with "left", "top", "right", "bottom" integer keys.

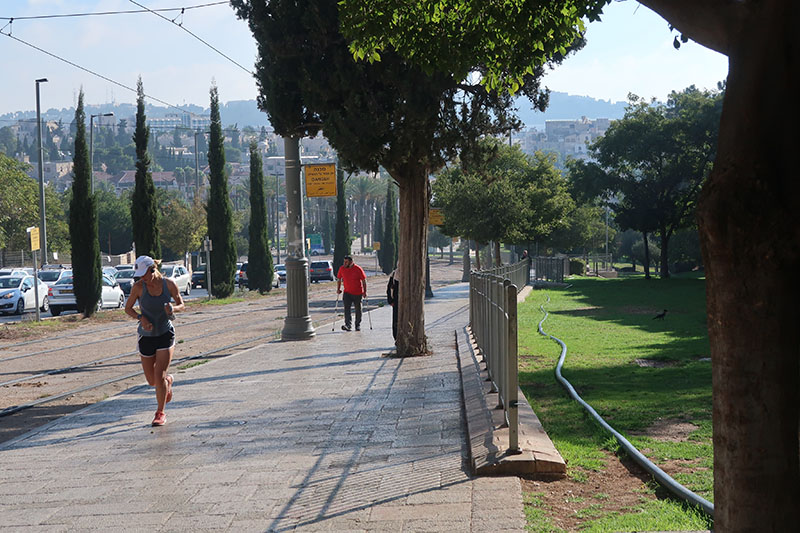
[
  {"left": 96, "top": 189, "right": 132, "bottom": 254},
  {"left": 434, "top": 141, "right": 573, "bottom": 247},
  {"left": 572, "top": 87, "right": 723, "bottom": 278},
  {"left": 0, "top": 155, "right": 67, "bottom": 253},
  {"left": 0, "top": 126, "right": 18, "bottom": 156},
  {"left": 428, "top": 225, "right": 451, "bottom": 252},
  {"left": 247, "top": 142, "right": 274, "bottom": 293},
  {"left": 130, "top": 77, "right": 161, "bottom": 260},
  {"left": 569, "top": 258, "right": 586, "bottom": 275},
  {"left": 333, "top": 165, "right": 351, "bottom": 274},
  {"left": 68, "top": 91, "right": 102, "bottom": 316},
  {"left": 381, "top": 179, "right": 398, "bottom": 274},
  {"left": 158, "top": 195, "right": 206, "bottom": 260},
  {"left": 338, "top": 0, "right": 607, "bottom": 94},
  {"left": 206, "top": 84, "right": 237, "bottom": 298}
]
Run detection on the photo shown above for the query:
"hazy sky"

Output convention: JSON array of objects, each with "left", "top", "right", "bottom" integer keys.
[{"left": 0, "top": 0, "right": 728, "bottom": 116}]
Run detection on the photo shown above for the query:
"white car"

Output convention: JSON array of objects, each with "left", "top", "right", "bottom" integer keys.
[
  {"left": 161, "top": 265, "right": 191, "bottom": 295},
  {"left": 0, "top": 268, "right": 27, "bottom": 278},
  {"left": 37, "top": 269, "right": 71, "bottom": 287},
  {"left": 0, "top": 275, "right": 50, "bottom": 315},
  {"left": 48, "top": 273, "right": 125, "bottom": 316}
]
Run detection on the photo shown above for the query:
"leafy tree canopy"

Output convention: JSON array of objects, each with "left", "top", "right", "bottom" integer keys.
[{"left": 339, "top": 0, "right": 607, "bottom": 93}]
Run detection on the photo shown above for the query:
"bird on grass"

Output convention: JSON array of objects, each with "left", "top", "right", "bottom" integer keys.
[{"left": 653, "top": 309, "right": 667, "bottom": 320}]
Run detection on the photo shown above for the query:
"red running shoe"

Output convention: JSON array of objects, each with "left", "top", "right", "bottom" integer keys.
[
  {"left": 152, "top": 411, "right": 166, "bottom": 426},
  {"left": 165, "top": 374, "right": 174, "bottom": 403}
]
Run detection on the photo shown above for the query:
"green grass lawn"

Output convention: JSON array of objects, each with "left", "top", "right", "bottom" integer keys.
[{"left": 519, "top": 273, "right": 713, "bottom": 531}]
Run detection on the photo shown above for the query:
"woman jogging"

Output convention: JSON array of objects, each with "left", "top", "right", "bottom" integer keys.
[{"left": 124, "top": 255, "right": 185, "bottom": 426}]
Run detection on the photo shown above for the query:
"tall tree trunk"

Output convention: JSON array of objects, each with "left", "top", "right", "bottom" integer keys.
[
  {"left": 461, "top": 240, "right": 470, "bottom": 282},
  {"left": 396, "top": 172, "right": 429, "bottom": 356},
  {"left": 474, "top": 241, "right": 482, "bottom": 270},
  {"left": 494, "top": 241, "right": 502, "bottom": 267},
  {"left": 642, "top": 232, "right": 651, "bottom": 280},
  {"left": 696, "top": 4, "right": 799, "bottom": 528},
  {"left": 659, "top": 225, "right": 671, "bottom": 279}
]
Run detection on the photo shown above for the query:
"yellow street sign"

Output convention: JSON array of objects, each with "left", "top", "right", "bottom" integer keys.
[
  {"left": 373, "top": 241, "right": 381, "bottom": 251},
  {"left": 429, "top": 208, "right": 444, "bottom": 226},
  {"left": 29, "top": 227, "right": 40, "bottom": 251},
  {"left": 304, "top": 163, "right": 337, "bottom": 197}
]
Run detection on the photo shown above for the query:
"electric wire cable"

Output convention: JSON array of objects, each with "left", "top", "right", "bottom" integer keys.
[
  {"left": 0, "top": 31, "right": 201, "bottom": 117},
  {"left": 128, "top": 0, "right": 254, "bottom": 75},
  {"left": 0, "top": 2, "right": 229, "bottom": 21},
  {"left": 537, "top": 296, "right": 714, "bottom": 517}
]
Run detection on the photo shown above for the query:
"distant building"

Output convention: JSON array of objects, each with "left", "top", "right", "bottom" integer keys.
[{"left": 517, "top": 116, "right": 612, "bottom": 164}]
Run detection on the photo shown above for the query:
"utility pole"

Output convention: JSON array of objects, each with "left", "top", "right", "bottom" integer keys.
[
  {"left": 90, "top": 112, "right": 113, "bottom": 194},
  {"left": 35, "top": 78, "right": 48, "bottom": 264},
  {"left": 281, "top": 137, "right": 314, "bottom": 340},
  {"left": 194, "top": 131, "right": 201, "bottom": 192}
]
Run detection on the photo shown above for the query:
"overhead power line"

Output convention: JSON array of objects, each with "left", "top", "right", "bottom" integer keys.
[
  {"left": 0, "top": 2, "right": 229, "bottom": 21},
  {"left": 0, "top": 30, "right": 202, "bottom": 118},
  {"left": 128, "top": 0, "right": 254, "bottom": 76}
]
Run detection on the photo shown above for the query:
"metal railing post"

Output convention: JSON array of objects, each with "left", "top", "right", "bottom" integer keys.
[{"left": 506, "top": 280, "right": 519, "bottom": 452}]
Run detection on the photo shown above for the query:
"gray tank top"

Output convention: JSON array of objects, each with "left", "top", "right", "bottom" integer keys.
[{"left": 137, "top": 278, "right": 173, "bottom": 337}]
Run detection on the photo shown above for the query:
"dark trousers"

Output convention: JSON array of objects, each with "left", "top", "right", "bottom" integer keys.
[
  {"left": 342, "top": 292, "right": 362, "bottom": 328},
  {"left": 392, "top": 304, "right": 398, "bottom": 340}
]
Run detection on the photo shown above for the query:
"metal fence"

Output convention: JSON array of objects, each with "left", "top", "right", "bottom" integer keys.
[
  {"left": 468, "top": 258, "right": 529, "bottom": 453},
  {"left": 532, "top": 256, "right": 569, "bottom": 283}
]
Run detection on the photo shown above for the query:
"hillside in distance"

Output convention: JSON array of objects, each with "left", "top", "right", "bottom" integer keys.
[{"left": 1, "top": 92, "right": 627, "bottom": 130}]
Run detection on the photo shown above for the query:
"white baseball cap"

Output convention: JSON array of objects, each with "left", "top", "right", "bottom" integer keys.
[{"left": 133, "top": 255, "right": 156, "bottom": 276}]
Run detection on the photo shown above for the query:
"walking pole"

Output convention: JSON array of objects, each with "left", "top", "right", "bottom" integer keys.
[
  {"left": 364, "top": 296, "right": 373, "bottom": 330},
  {"left": 331, "top": 291, "right": 340, "bottom": 331}
]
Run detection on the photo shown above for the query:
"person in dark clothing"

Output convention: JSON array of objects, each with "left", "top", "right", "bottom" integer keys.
[{"left": 386, "top": 268, "right": 399, "bottom": 340}]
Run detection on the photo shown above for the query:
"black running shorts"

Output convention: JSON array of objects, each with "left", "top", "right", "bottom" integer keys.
[{"left": 138, "top": 327, "right": 176, "bottom": 357}]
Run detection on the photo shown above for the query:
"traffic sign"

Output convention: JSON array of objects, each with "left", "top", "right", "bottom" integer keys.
[
  {"left": 304, "top": 163, "right": 337, "bottom": 197},
  {"left": 28, "top": 226, "right": 40, "bottom": 251}
]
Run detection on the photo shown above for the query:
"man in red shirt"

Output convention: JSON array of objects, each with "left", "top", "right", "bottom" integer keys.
[{"left": 336, "top": 255, "right": 367, "bottom": 331}]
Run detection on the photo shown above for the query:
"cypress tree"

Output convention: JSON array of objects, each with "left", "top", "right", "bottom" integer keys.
[
  {"left": 332, "top": 164, "right": 350, "bottom": 275},
  {"left": 69, "top": 90, "right": 102, "bottom": 316},
  {"left": 382, "top": 180, "right": 398, "bottom": 274},
  {"left": 206, "top": 84, "right": 237, "bottom": 297},
  {"left": 373, "top": 204, "right": 384, "bottom": 271},
  {"left": 247, "top": 142, "right": 274, "bottom": 293},
  {"left": 130, "top": 77, "right": 161, "bottom": 259}
]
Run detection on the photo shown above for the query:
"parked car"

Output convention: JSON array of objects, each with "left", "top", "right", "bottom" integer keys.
[
  {"left": 115, "top": 264, "right": 134, "bottom": 272},
  {"left": 275, "top": 264, "right": 286, "bottom": 283},
  {"left": 161, "top": 264, "right": 191, "bottom": 295},
  {"left": 0, "top": 268, "right": 27, "bottom": 278},
  {"left": 309, "top": 260, "right": 335, "bottom": 282},
  {"left": 115, "top": 269, "right": 137, "bottom": 295},
  {"left": 236, "top": 262, "right": 248, "bottom": 288},
  {"left": 37, "top": 268, "right": 71, "bottom": 287},
  {"left": 192, "top": 267, "right": 207, "bottom": 288},
  {"left": 102, "top": 266, "right": 119, "bottom": 279},
  {"left": 48, "top": 274, "right": 125, "bottom": 316},
  {"left": 0, "top": 275, "right": 50, "bottom": 315}
]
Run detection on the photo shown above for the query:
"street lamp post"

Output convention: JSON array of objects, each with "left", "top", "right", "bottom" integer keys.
[
  {"left": 281, "top": 136, "right": 314, "bottom": 340},
  {"left": 35, "top": 78, "right": 48, "bottom": 264},
  {"left": 90, "top": 112, "right": 114, "bottom": 194}
]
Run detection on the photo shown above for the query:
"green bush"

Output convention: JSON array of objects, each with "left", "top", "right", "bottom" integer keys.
[
  {"left": 362, "top": 247, "right": 373, "bottom": 254},
  {"left": 569, "top": 258, "right": 586, "bottom": 275}
]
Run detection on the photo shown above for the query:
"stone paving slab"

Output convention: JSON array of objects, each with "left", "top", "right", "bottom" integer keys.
[{"left": 0, "top": 283, "right": 525, "bottom": 532}]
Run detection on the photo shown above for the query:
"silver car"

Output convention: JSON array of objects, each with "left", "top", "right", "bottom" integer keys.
[
  {"left": 48, "top": 273, "right": 125, "bottom": 316},
  {"left": 161, "top": 265, "right": 191, "bottom": 295},
  {"left": 0, "top": 275, "right": 50, "bottom": 315}
]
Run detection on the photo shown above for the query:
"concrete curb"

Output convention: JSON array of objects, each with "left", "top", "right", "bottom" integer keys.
[{"left": 456, "top": 325, "right": 566, "bottom": 476}]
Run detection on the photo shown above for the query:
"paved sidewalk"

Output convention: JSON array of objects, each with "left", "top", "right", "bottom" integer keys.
[{"left": 0, "top": 283, "right": 525, "bottom": 532}]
